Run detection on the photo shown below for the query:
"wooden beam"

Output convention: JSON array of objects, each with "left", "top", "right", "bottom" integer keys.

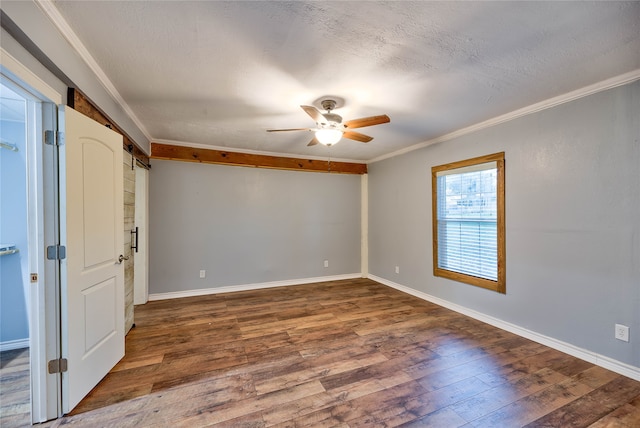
[
  {"left": 150, "top": 143, "right": 368, "bottom": 175},
  {"left": 68, "top": 88, "right": 150, "bottom": 166}
]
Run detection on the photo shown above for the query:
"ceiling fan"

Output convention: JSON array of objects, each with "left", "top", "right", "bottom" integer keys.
[{"left": 267, "top": 99, "right": 390, "bottom": 147}]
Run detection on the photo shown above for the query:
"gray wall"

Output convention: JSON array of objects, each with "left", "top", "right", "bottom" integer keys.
[
  {"left": 369, "top": 81, "right": 640, "bottom": 368},
  {"left": 0, "top": 109, "right": 29, "bottom": 344},
  {"left": 149, "top": 160, "right": 361, "bottom": 294}
]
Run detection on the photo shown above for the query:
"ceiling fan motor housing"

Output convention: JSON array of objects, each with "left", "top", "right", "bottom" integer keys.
[
  {"left": 321, "top": 113, "right": 343, "bottom": 126},
  {"left": 319, "top": 99, "right": 343, "bottom": 127},
  {"left": 321, "top": 99, "right": 337, "bottom": 111}
]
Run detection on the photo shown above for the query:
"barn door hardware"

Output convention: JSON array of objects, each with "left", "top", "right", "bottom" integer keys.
[
  {"left": 131, "top": 227, "right": 139, "bottom": 253},
  {"left": 127, "top": 144, "right": 135, "bottom": 169}
]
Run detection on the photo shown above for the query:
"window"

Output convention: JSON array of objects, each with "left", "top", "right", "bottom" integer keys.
[{"left": 432, "top": 152, "right": 505, "bottom": 293}]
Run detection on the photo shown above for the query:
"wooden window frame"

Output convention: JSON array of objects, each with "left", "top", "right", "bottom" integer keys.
[{"left": 431, "top": 152, "right": 506, "bottom": 293}]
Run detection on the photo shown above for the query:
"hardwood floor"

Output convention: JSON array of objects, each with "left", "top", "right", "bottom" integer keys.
[
  {"left": 4, "top": 278, "right": 640, "bottom": 427},
  {"left": 0, "top": 348, "right": 30, "bottom": 427}
]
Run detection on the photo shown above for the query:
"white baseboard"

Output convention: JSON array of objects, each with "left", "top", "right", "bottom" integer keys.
[
  {"left": 0, "top": 338, "right": 29, "bottom": 352},
  {"left": 148, "top": 273, "right": 363, "bottom": 301},
  {"left": 369, "top": 274, "right": 640, "bottom": 382}
]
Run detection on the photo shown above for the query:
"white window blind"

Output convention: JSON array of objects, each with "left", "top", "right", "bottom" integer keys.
[{"left": 436, "top": 162, "right": 498, "bottom": 281}]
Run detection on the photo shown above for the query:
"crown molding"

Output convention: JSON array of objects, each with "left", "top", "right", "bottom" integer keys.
[
  {"left": 35, "top": 0, "right": 152, "bottom": 141},
  {"left": 369, "top": 69, "right": 640, "bottom": 164}
]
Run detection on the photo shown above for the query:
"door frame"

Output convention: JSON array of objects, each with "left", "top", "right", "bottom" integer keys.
[
  {"left": 133, "top": 164, "right": 148, "bottom": 305},
  {"left": 1, "top": 47, "right": 63, "bottom": 423}
]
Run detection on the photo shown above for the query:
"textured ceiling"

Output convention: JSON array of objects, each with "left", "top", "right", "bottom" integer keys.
[{"left": 52, "top": 1, "right": 640, "bottom": 162}]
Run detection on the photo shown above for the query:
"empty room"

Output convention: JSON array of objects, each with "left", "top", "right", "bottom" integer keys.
[{"left": 0, "top": 1, "right": 639, "bottom": 427}]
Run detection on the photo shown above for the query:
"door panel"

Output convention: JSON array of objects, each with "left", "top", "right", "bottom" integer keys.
[
  {"left": 82, "top": 142, "right": 116, "bottom": 267},
  {"left": 60, "top": 106, "right": 124, "bottom": 413},
  {"left": 83, "top": 277, "right": 117, "bottom": 352}
]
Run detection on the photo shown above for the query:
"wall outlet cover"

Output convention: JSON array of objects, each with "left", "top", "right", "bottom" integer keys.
[{"left": 615, "top": 324, "right": 629, "bottom": 342}]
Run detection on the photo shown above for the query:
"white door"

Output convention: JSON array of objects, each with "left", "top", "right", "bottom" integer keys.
[{"left": 59, "top": 106, "right": 124, "bottom": 413}]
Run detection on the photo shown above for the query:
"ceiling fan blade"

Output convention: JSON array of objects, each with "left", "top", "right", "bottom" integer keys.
[
  {"left": 343, "top": 131, "right": 373, "bottom": 143},
  {"left": 307, "top": 136, "right": 320, "bottom": 146},
  {"left": 300, "top": 105, "right": 325, "bottom": 123},
  {"left": 344, "top": 114, "right": 390, "bottom": 129},
  {"left": 266, "top": 128, "right": 311, "bottom": 132}
]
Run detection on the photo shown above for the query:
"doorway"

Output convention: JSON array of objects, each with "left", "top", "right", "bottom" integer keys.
[
  {"left": 1, "top": 59, "right": 62, "bottom": 424},
  {"left": 0, "top": 77, "right": 31, "bottom": 424}
]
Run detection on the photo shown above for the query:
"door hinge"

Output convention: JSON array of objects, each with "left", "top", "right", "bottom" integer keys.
[
  {"left": 48, "top": 358, "right": 68, "bottom": 374},
  {"left": 47, "top": 245, "right": 66, "bottom": 260},
  {"left": 44, "top": 130, "right": 65, "bottom": 146}
]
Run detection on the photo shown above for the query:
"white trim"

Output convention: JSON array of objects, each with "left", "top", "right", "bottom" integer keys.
[
  {"left": 0, "top": 47, "right": 62, "bottom": 105},
  {"left": 361, "top": 174, "right": 369, "bottom": 276},
  {"left": 148, "top": 273, "right": 362, "bottom": 301},
  {"left": 25, "top": 90, "right": 45, "bottom": 423},
  {"left": 152, "top": 139, "right": 367, "bottom": 165},
  {"left": 369, "top": 274, "right": 640, "bottom": 382},
  {"left": 35, "top": 0, "right": 152, "bottom": 141},
  {"left": 133, "top": 167, "right": 149, "bottom": 305},
  {"left": 369, "top": 69, "right": 640, "bottom": 164},
  {"left": 0, "top": 338, "right": 29, "bottom": 352}
]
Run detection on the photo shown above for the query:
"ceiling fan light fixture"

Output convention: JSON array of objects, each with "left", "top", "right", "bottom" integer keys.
[
  {"left": 268, "top": 100, "right": 389, "bottom": 147},
  {"left": 315, "top": 128, "right": 342, "bottom": 146}
]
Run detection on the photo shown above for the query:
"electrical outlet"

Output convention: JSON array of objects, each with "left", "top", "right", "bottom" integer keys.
[
  {"left": 324, "top": 260, "right": 329, "bottom": 268},
  {"left": 395, "top": 266, "right": 400, "bottom": 274},
  {"left": 199, "top": 270, "right": 206, "bottom": 279},
  {"left": 615, "top": 324, "right": 629, "bottom": 342}
]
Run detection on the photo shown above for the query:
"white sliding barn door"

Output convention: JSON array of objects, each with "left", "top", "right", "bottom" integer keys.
[{"left": 59, "top": 106, "right": 124, "bottom": 413}]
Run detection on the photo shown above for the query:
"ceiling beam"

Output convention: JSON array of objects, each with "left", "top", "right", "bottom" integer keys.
[{"left": 150, "top": 143, "right": 367, "bottom": 175}]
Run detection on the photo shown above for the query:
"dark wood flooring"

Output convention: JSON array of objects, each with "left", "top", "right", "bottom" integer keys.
[{"left": 3, "top": 278, "right": 640, "bottom": 427}]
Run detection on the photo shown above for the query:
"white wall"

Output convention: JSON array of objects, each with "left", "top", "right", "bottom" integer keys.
[
  {"left": 149, "top": 160, "right": 362, "bottom": 294},
  {"left": 368, "top": 80, "right": 640, "bottom": 369}
]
